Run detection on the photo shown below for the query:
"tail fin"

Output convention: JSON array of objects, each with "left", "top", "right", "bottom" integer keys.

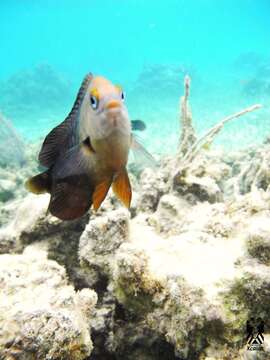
[{"left": 25, "top": 171, "right": 51, "bottom": 194}]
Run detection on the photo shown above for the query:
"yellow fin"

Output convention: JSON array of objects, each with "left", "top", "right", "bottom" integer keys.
[
  {"left": 92, "top": 179, "right": 112, "bottom": 211},
  {"left": 112, "top": 169, "right": 132, "bottom": 208}
]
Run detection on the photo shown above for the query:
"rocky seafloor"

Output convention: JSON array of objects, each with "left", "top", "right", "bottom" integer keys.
[{"left": 1, "top": 80, "right": 270, "bottom": 359}]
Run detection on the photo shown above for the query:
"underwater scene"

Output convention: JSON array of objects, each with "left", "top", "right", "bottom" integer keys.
[{"left": 1, "top": 0, "right": 270, "bottom": 359}]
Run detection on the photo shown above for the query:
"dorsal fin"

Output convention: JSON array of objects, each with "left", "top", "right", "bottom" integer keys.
[{"left": 39, "top": 73, "right": 93, "bottom": 168}]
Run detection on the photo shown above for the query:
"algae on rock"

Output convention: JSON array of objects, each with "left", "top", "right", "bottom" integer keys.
[{"left": 0, "top": 245, "right": 97, "bottom": 360}]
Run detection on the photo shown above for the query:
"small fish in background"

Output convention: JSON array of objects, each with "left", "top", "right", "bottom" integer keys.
[
  {"left": 131, "top": 119, "right": 146, "bottom": 131},
  {"left": 26, "top": 73, "right": 154, "bottom": 220}
]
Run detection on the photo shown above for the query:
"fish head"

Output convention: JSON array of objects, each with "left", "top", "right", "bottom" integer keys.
[{"left": 80, "top": 76, "right": 131, "bottom": 141}]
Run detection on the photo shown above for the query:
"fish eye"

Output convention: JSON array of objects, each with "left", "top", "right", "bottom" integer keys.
[
  {"left": 90, "top": 95, "right": 98, "bottom": 110},
  {"left": 121, "top": 91, "right": 125, "bottom": 101}
]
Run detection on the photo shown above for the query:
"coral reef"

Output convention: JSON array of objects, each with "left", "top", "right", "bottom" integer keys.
[
  {"left": 0, "top": 113, "right": 26, "bottom": 168},
  {"left": 1, "top": 75, "right": 270, "bottom": 359},
  {"left": 0, "top": 139, "right": 40, "bottom": 227},
  {"left": 0, "top": 244, "right": 97, "bottom": 359},
  {"left": 79, "top": 208, "right": 130, "bottom": 288},
  {"left": 0, "top": 63, "right": 73, "bottom": 119},
  {"left": 130, "top": 63, "right": 197, "bottom": 98}
]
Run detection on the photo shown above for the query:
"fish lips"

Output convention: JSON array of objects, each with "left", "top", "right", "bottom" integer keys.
[{"left": 97, "top": 109, "right": 130, "bottom": 137}]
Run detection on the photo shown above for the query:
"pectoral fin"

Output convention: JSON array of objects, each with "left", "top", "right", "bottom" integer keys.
[
  {"left": 92, "top": 179, "right": 112, "bottom": 211},
  {"left": 131, "top": 135, "right": 157, "bottom": 168},
  {"left": 112, "top": 168, "right": 132, "bottom": 208}
]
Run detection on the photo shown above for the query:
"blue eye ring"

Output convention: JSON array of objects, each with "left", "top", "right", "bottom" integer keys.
[
  {"left": 121, "top": 91, "right": 125, "bottom": 101},
  {"left": 90, "top": 95, "right": 99, "bottom": 110}
]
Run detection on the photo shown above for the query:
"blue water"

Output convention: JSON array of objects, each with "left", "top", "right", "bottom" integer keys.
[{"left": 1, "top": 0, "right": 270, "bottom": 154}]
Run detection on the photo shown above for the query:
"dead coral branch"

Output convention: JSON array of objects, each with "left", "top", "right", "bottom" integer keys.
[
  {"left": 173, "top": 77, "right": 263, "bottom": 197},
  {"left": 177, "top": 76, "right": 262, "bottom": 166},
  {"left": 178, "top": 75, "right": 196, "bottom": 156},
  {"left": 181, "top": 104, "right": 262, "bottom": 165}
]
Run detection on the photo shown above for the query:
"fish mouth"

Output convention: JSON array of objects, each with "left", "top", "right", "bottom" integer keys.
[
  {"left": 105, "top": 100, "right": 121, "bottom": 110},
  {"left": 104, "top": 100, "right": 122, "bottom": 120}
]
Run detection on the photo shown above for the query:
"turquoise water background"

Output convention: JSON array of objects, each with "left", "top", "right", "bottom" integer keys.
[{"left": 1, "top": 0, "right": 270, "bottom": 154}]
